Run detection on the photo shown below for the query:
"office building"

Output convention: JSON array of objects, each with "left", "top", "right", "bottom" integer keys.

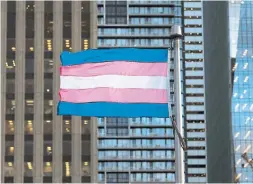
[
  {"left": 1, "top": 1, "right": 97, "bottom": 183},
  {"left": 97, "top": 0, "right": 207, "bottom": 183},
  {"left": 230, "top": 1, "right": 253, "bottom": 183},
  {"left": 97, "top": 1, "right": 180, "bottom": 182}
]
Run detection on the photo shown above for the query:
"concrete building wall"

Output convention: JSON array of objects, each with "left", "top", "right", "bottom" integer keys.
[{"left": 1, "top": 1, "right": 97, "bottom": 183}]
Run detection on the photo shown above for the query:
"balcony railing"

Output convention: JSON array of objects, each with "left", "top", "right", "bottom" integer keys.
[
  {"left": 128, "top": 0, "right": 180, "bottom": 5},
  {"left": 98, "top": 120, "right": 172, "bottom": 126},
  {"left": 98, "top": 166, "right": 174, "bottom": 171},
  {"left": 99, "top": 155, "right": 175, "bottom": 160},
  {"left": 98, "top": 132, "right": 173, "bottom": 137},
  {"left": 131, "top": 178, "right": 175, "bottom": 182},
  {"left": 98, "top": 144, "right": 174, "bottom": 149}
]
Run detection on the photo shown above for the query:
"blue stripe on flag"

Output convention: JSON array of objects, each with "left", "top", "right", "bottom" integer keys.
[
  {"left": 58, "top": 102, "right": 169, "bottom": 118},
  {"left": 60, "top": 48, "right": 168, "bottom": 66}
]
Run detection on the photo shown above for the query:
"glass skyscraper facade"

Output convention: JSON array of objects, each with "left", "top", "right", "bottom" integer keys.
[
  {"left": 97, "top": 1, "right": 181, "bottom": 182},
  {"left": 97, "top": 0, "right": 206, "bottom": 183},
  {"left": 231, "top": 1, "right": 253, "bottom": 183}
]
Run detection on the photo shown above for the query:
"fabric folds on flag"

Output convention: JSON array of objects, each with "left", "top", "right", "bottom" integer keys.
[{"left": 58, "top": 48, "right": 169, "bottom": 118}]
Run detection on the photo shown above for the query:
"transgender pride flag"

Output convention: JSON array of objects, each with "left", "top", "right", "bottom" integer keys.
[{"left": 58, "top": 48, "right": 169, "bottom": 118}]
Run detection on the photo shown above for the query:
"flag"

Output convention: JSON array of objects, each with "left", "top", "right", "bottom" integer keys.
[{"left": 58, "top": 48, "right": 169, "bottom": 118}]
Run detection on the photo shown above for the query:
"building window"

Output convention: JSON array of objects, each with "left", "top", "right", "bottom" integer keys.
[
  {"left": 6, "top": 100, "right": 15, "bottom": 115},
  {"left": 44, "top": 120, "right": 52, "bottom": 135},
  {"left": 63, "top": 39, "right": 72, "bottom": 51},
  {"left": 105, "top": 1, "right": 127, "bottom": 24},
  {"left": 4, "top": 162, "right": 14, "bottom": 177},
  {"left": 24, "top": 141, "right": 33, "bottom": 158},
  {"left": 44, "top": 100, "right": 53, "bottom": 114},
  {"left": 44, "top": 59, "right": 54, "bottom": 73},
  {"left": 43, "top": 162, "right": 52, "bottom": 176},
  {"left": 81, "top": 1, "right": 90, "bottom": 39},
  {"left": 24, "top": 162, "right": 33, "bottom": 177},
  {"left": 107, "top": 173, "right": 117, "bottom": 183},
  {"left": 7, "top": 39, "right": 15, "bottom": 59},
  {"left": 6, "top": 60, "right": 15, "bottom": 73},
  {"left": 63, "top": 1, "right": 72, "bottom": 39},
  {"left": 82, "top": 141, "right": 90, "bottom": 156},
  {"left": 5, "top": 141, "right": 14, "bottom": 156},
  {"left": 63, "top": 120, "right": 71, "bottom": 134},
  {"left": 63, "top": 141, "right": 71, "bottom": 156},
  {"left": 25, "top": 79, "right": 34, "bottom": 94},
  {"left": 44, "top": 78, "right": 53, "bottom": 98},
  {"left": 82, "top": 119, "right": 90, "bottom": 134},
  {"left": 6, "top": 120, "right": 15, "bottom": 135},
  {"left": 7, "top": 1, "right": 16, "bottom": 38},
  {"left": 44, "top": 1, "right": 53, "bottom": 38},
  {"left": 25, "top": 100, "right": 34, "bottom": 115},
  {"left": 63, "top": 162, "right": 71, "bottom": 177},
  {"left": 26, "top": 1, "right": 34, "bottom": 38},
  {"left": 82, "top": 39, "right": 89, "bottom": 50},
  {"left": 44, "top": 141, "right": 53, "bottom": 156},
  {"left": 82, "top": 162, "right": 90, "bottom": 176}
]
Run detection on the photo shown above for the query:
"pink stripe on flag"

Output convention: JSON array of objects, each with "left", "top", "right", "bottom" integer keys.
[
  {"left": 59, "top": 88, "right": 167, "bottom": 103},
  {"left": 60, "top": 61, "right": 167, "bottom": 77}
]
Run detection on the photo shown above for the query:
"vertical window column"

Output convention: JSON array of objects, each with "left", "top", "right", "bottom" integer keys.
[
  {"left": 62, "top": 3, "right": 72, "bottom": 182},
  {"left": 81, "top": 2, "right": 92, "bottom": 182},
  {"left": 43, "top": 2, "right": 53, "bottom": 183},
  {"left": 4, "top": 2, "right": 16, "bottom": 183},
  {"left": 24, "top": 2, "right": 35, "bottom": 183}
]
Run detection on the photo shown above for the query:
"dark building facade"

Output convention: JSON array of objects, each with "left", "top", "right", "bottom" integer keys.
[
  {"left": 203, "top": 1, "right": 234, "bottom": 183},
  {"left": 1, "top": 1, "right": 97, "bottom": 183}
]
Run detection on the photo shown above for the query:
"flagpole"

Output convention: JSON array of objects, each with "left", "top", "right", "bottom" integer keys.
[{"left": 169, "top": 25, "right": 185, "bottom": 184}]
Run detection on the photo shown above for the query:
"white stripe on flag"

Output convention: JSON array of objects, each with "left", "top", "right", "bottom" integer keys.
[{"left": 60, "top": 75, "right": 167, "bottom": 90}]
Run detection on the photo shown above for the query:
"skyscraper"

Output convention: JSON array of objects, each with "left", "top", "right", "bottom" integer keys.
[
  {"left": 97, "top": 1, "right": 180, "bottom": 182},
  {"left": 1, "top": 1, "right": 97, "bottom": 183},
  {"left": 182, "top": 1, "right": 206, "bottom": 182},
  {"left": 203, "top": 1, "right": 234, "bottom": 183},
  {"left": 230, "top": 1, "right": 253, "bottom": 183},
  {"left": 97, "top": 0, "right": 207, "bottom": 183}
]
